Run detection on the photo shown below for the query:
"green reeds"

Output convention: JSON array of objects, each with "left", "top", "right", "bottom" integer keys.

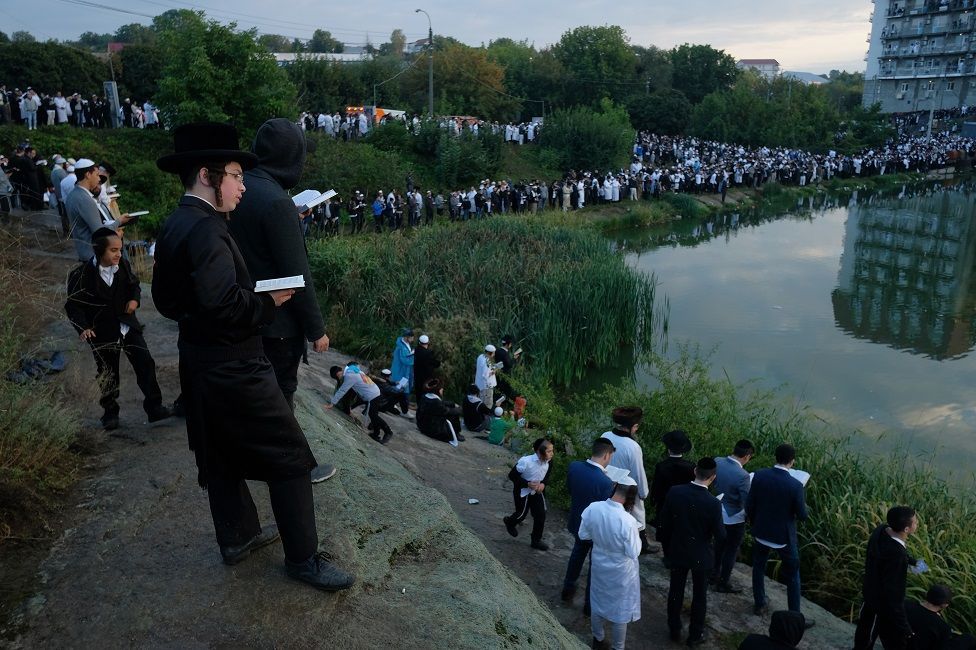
[{"left": 307, "top": 217, "right": 665, "bottom": 394}]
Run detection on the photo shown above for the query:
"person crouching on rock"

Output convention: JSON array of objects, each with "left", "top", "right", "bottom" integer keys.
[
  {"left": 416, "top": 378, "right": 465, "bottom": 446},
  {"left": 327, "top": 363, "right": 394, "bottom": 444},
  {"left": 504, "top": 437, "right": 553, "bottom": 551},
  {"left": 65, "top": 226, "right": 173, "bottom": 431}
]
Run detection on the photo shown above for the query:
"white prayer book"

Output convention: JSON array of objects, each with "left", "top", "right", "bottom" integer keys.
[
  {"left": 749, "top": 468, "right": 811, "bottom": 487},
  {"left": 254, "top": 275, "right": 305, "bottom": 292},
  {"left": 292, "top": 189, "right": 337, "bottom": 212}
]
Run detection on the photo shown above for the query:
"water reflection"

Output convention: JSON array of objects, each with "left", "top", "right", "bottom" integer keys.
[{"left": 833, "top": 183, "right": 976, "bottom": 360}]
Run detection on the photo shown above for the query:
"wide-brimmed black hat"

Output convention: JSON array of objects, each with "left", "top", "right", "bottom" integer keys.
[
  {"left": 612, "top": 406, "right": 643, "bottom": 428},
  {"left": 662, "top": 429, "right": 692, "bottom": 455},
  {"left": 156, "top": 122, "right": 257, "bottom": 174}
]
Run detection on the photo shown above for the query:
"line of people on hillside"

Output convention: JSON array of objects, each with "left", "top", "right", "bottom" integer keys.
[
  {"left": 298, "top": 109, "right": 541, "bottom": 145},
  {"left": 0, "top": 84, "right": 158, "bottom": 130}
]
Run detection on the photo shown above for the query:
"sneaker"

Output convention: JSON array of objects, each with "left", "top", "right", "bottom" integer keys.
[
  {"left": 310, "top": 464, "right": 337, "bottom": 483},
  {"left": 456, "top": 433, "right": 466, "bottom": 442},
  {"left": 285, "top": 551, "right": 356, "bottom": 592},
  {"left": 220, "top": 525, "right": 280, "bottom": 565},
  {"left": 400, "top": 410, "right": 414, "bottom": 419}
]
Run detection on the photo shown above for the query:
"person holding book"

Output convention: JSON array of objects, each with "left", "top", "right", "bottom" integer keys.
[
  {"left": 151, "top": 122, "right": 355, "bottom": 592},
  {"left": 65, "top": 227, "right": 173, "bottom": 430},
  {"left": 227, "top": 118, "right": 336, "bottom": 484}
]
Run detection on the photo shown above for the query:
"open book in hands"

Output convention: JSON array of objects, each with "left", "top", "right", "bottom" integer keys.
[{"left": 292, "top": 189, "right": 337, "bottom": 213}]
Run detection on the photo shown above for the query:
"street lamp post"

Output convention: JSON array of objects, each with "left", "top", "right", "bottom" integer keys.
[{"left": 415, "top": 8, "right": 433, "bottom": 118}]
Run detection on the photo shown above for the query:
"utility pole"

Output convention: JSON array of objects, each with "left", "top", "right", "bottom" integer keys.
[{"left": 416, "top": 9, "right": 433, "bottom": 118}]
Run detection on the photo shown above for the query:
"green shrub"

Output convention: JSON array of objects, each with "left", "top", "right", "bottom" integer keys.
[{"left": 539, "top": 99, "right": 634, "bottom": 171}]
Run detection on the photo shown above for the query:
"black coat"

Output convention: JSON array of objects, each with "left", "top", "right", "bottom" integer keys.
[
  {"left": 861, "top": 524, "right": 912, "bottom": 635},
  {"left": 657, "top": 482, "right": 725, "bottom": 570},
  {"left": 227, "top": 119, "right": 326, "bottom": 342},
  {"left": 413, "top": 345, "right": 440, "bottom": 395},
  {"left": 738, "top": 611, "right": 807, "bottom": 649},
  {"left": 152, "top": 195, "right": 314, "bottom": 487},
  {"left": 416, "top": 393, "right": 460, "bottom": 442},
  {"left": 65, "top": 258, "right": 143, "bottom": 342},
  {"left": 651, "top": 456, "right": 696, "bottom": 512}
]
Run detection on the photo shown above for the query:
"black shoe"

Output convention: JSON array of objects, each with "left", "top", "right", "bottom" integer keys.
[
  {"left": 583, "top": 601, "right": 590, "bottom": 617},
  {"left": 147, "top": 405, "right": 174, "bottom": 423},
  {"left": 754, "top": 603, "right": 769, "bottom": 616},
  {"left": 380, "top": 431, "right": 393, "bottom": 445},
  {"left": 591, "top": 637, "right": 610, "bottom": 650},
  {"left": 220, "top": 525, "right": 280, "bottom": 565},
  {"left": 102, "top": 415, "right": 119, "bottom": 431},
  {"left": 369, "top": 432, "right": 382, "bottom": 442},
  {"left": 504, "top": 516, "right": 519, "bottom": 537},
  {"left": 310, "top": 464, "right": 337, "bottom": 483},
  {"left": 285, "top": 551, "right": 355, "bottom": 592},
  {"left": 669, "top": 628, "right": 682, "bottom": 642},
  {"left": 172, "top": 398, "right": 185, "bottom": 418},
  {"left": 687, "top": 634, "right": 707, "bottom": 647},
  {"left": 715, "top": 581, "right": 742, "bottom": 594},
  {"left": 456, "top": 433, "right": 466, "bottom": 442},
  {"left": 561, "top": 586, "right": 576, "bottom": 603},
  {"left": 530, "top": 540, "right": 549, "bottom": 551},
  {"left": 803, "top": 619, "right": 816, "bottom": 629}
]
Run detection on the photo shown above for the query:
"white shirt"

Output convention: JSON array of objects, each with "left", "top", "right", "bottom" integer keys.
[
  {"left": 515, "top": 453, "right": 549, "bottom": 498},
  {"left": 474, "top": 353, "right": 496, "bottom": 390},
  {"left": 94, "top": 259, "right": 129, "bottom": 336},
  {"left": 601, "top": 430, "right": 649, "bottom": 529},
  {"left": 60, "top": 174, "right": 77, "bottom": 203},
  {"left": 578, "top": 499, "right": 642, "bottom": 623}
]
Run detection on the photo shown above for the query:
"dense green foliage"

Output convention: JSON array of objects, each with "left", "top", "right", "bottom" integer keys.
[
  {"left": 306, "top": 218, "right": 661, "bottom": 394},
  {"left": 153, "top": 10, "right": 297, "bottom": 133},
  {"left": 0, "top": 41, "right": 109, "bottom": 96},
  {"left": 539, "top": 100, "right": 635, "bottom": 171},
  {"left": 669, "top": 43, "right": 740, "bottom": 104}
]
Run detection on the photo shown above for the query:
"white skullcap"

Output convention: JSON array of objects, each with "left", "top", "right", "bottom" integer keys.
[
  {"left": 484, "top": 344, "right": 496, "bottom": 353},
  {"left": 494, "top": 406, "right": 503, "bottom": 416},
  {"left": 381, "top": 368, "right": 392, "bottom": 376},
  {"left": 74, "top": 158, "right": 96, "bottom": 170},
  {"left": 419, "top": 334, "right": 429, "bottom": 344}
]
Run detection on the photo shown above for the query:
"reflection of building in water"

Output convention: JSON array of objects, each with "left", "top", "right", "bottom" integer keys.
[{"left": 833, "top": 189, "right": 976, "bottom": 359}]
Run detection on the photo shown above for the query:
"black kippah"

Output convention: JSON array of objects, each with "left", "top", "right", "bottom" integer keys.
[{"left": 91, "top": 227, "right": 118, "bottom": 242}]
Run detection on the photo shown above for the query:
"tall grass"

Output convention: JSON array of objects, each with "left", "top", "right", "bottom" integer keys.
[
  {"left": 307, "top": 217, "right": 665, "bottom": 394},
  {"left": 0, "top": 233, "right": 83, "bottom": 541},
  {"left": 522, "top": 346, "right": 976, "bottom": 634}
]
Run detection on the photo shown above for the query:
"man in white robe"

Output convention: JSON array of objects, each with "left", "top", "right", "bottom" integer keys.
[
  {"left": 601, "top": 406, "right": 651, "bottom": 553},
  {"left": 579, "top": 477, "right": 641, "bottom": 650}
]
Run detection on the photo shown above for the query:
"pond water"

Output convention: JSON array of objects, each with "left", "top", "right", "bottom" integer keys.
[{"left": 618, "top": 180, "right": 976, "bottom": 473}]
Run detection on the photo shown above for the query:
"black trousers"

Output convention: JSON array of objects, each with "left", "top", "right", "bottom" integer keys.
[
  {"left": 508, "top": 489, "right": 546, "bottom": 543},
  {"left": 853, "top": 603, "right": 909, "bottom": 650},
  {"left": 262, "top": 336, "right": 306, "bottom": 411},
  {"left": 90, "top": 329, "right": 163, "bottom": 419},
  {"left": 364, "top": 397, "right": 393, "bottom": 439},
  {"left": 206, "top": 473, "right": 317, "bottom": 563},
  {"left": 711, "top": 522, "right": 745, "bottom": 584},
  {"left": 667, "top": 566, "right": 708, "bottom": 639}
]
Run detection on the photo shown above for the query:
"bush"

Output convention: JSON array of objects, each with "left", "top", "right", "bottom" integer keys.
[{"left": 540, "top": 99, "right": 634, "bottom": 171}]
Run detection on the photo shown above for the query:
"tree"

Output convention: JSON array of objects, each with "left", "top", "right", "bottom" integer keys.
[
  {"left": 633, "top": 45, "right": 672, "bottom": 94},
  {"left": 627, "top": 88, "right": 691, "bottom": 135},
  {"left": 77, "top": 31, "right": 113, "bottom": 51},
  {"left": 669, "top": 43, "right": 738, "bottom": 104},
  {"left": 114, "top": 23, "right": 156, "bottom": 45},
  {"left": 153, "top": 10, "right": 297, "bottom": 133},
  {"left": 0, "top": 41, "right": 109, "bottom": 95},
  {"left": 257, "top": 33, "right": 292, "bottom": 53},
  {"left": 119, "top": 44, "right": 163, "bottom": 100},
  {"left": 540, "top": 99, "right": 635, "bottom": 170},
  {"left": 552, "top": 26, "right": 636, "bottom": 106},
  {"left": 11, "top": 31, "right": 35, "bottom": 44},
  {"left": 308, "top": 29, "right": 343, "bottom": 53},
  {"left": 390, "top": 29, "right": 406, "bottom": 58},
  {"left": 0, "top": 32, "right": 9, "bottom": 44}
]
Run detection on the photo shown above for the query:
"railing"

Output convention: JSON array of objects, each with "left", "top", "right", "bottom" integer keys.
[
  {"left": 877, "top": 61, "right": 976, "bottom": 76},
  {"left": 879, "top": 40, "right": 973, "bottom": 56}
]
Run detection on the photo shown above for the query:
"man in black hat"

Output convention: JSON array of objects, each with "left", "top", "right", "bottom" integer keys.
[
  {"left": 151, "top": 122, "right": 354, "bottom": 592},
  {"left": 227, "top": 118, "right": 336, "bottom": 484},
  {"left": 650, "top": 429, "right": 695, "bottom": 560},
  {"left": 659, "top": 457, "right": 724, "bottom": 646},
  {"left": 601, "top": 406, "right": 653, "bottom": 554}
]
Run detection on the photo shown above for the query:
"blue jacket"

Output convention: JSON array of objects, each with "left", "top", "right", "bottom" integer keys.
[
  {"left": 566, "top": 460, "right": 614, "bottom": 536},
  {"left": 746, "top": 467, "right": 807, "bottom": 548},
  {"left": 713, "top": 456, "right": 751, "bottom": 520},
  {"left": 390, "top": 337, "right": 415, "bottom": 392}
]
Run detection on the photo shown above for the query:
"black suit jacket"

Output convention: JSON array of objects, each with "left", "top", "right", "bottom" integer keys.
[
  {"left": 861, "top": 524, "right": 912, "bottom": 635},
  {"left": 413, "top": 345, "right": 440, "bottom": 393},
  {"left": 651, "top": 456, "right": 696, "bottom": 512},
  {"left": 657, "top": 482, "right": 725, "bottom": 570},
  {"left": 65, "top": 258, "right": 143, "bottom": 341}
]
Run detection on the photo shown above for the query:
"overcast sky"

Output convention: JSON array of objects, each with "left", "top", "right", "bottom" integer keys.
[{"left": 8, "top": 0, "right": 873, "bottom": 73}]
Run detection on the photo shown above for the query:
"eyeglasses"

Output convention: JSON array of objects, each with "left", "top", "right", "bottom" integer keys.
[{"left": 209, "top": 169, "right": 245, "bottom": 184}]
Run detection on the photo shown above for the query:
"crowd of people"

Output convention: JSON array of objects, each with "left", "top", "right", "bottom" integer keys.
[{"left": 0, "top": 84, "right": 158, "bottom": 130}]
